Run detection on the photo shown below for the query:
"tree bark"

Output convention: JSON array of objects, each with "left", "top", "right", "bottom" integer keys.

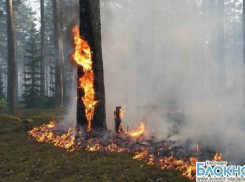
[
  {"left": 52, "top": 0, "right": 64, "bottom": 107},
  {"left": 40, "top": 0, "right": 45, "bottom": 96},
  {"left": 6, "top": 0, "right": 16, "bottom": 114},
  {"left": 77, "top": 0, "right": 107, "bottom": 131}
]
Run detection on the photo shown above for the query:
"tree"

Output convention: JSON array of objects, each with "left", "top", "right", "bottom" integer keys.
[
  {"left": 14, "top": 2, "right": 35, "bottom": 101},
  {"left": 22, "top": 23, "right": 42, "bottom": 108},
  {"left": 6, "top": 0, "right": 16, "bottom": 114},
  {"left": 77, "top": 0, "right": 107, "bottom": 131},
  {"left": 52, "top": 0, "right": 64, "bottom": 108},
  {"left": 40, "top": 0, "right": 45, "bottom": 96}
]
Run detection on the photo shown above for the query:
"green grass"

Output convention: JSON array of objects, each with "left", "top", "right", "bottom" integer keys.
[{"left": 0, "top": 109, "right": 192, "bottom": 182}]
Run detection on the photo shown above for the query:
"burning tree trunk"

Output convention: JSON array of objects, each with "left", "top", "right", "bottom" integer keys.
[{"left": 76, "top": 0, "right": 106, "bottom": 131}]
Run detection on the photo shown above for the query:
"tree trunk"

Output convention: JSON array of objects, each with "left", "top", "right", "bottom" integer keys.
[
  {"left": 40, "top": 0, "right": 45, "bottom": 96},
  {"left": 77, "top": 0, "right": 107, "bottom": 131},
  {"left": 6, "top": 0, "right": 16, "bottom": 114},
  {"left": 52, "top": 0, "right": 64, "bottom": 107}
]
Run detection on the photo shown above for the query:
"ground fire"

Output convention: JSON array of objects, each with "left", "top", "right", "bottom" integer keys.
[{"left": 28, "top": 119, "right": 224, "bottom": 180}]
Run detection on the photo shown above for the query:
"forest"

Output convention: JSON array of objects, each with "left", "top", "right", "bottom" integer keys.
[{"left": 0, "top": 0, "right": 245, "bottom": 181}]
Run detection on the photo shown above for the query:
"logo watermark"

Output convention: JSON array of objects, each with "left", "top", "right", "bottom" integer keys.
[{"left": 196, "top": 161, "right": 245, "bottom": 181}]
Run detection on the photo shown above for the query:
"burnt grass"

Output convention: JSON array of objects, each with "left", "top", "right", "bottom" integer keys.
[{"left": 0, "top": 109, "right": 192, "bottom": 182}]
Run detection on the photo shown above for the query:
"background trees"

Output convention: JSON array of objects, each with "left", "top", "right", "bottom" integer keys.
[{"left": 22, "top": 23, "right": 42, "bottom": 108}]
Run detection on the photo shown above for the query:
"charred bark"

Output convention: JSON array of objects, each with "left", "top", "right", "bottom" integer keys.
[
  {"left": 77, "top": 0, "right": 107, "bottom": 131},
  {"left": 6, "top": 0, "right": 16, "bottom": 114},
  {"left": 114, "top": 106, "right": 123, "bottom": 133}
]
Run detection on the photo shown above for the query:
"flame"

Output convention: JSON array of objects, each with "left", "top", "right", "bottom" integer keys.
[
  {"left": 133, "top": 151, "right": 198, "bottom": 180},
  {"left": 86, "top": 143, "right": 101, "bottom": 152},
  {"left": 119, "top": 108, "right": 125, "bottom": 119},
  {"left": 119, "top": 104, "right": 126, "bottom": 119},
  {"left": 28, "top": 121, "right": 80, "bottom": 152},
  {"left": 29, "top": 120, "right": 223, "bottom": 181},
  {"left": 128, "top": 123, "right": 145, "bottom": 138},
  {"left": 157, "top": 156, "right": 197, "bottom": 180},
  {"left": 106, "top": 141, "right": 126, "bottom": 153},
  {"left": 72, "top": 26, "right": 98, "bottom": 132},
  {"left": 213, "top": 153, "right": 223, "bottom": 161},
  {"left": 147, "top": 155, "right": 155, "bottom": 165},
  {"left": 133, "top": 149, "right": 148, "bottom": 160}
]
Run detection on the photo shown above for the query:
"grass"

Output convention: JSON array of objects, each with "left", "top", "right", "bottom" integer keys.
[{"left": 0, "top": 109, "right": 192, "bottom": 182}]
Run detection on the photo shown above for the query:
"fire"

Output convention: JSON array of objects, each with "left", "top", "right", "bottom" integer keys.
[
  {"left": 86, "top": 143, "right": 101, "bottom": 152},
  {"left": 28, "top": 120, "right": 224, "bottom": 181},
  {"left": 128, "top": 123, "right": 146, "bottom": 138},
  {"left": 28, "top": 121, "right": 80, "bottom": 152},
  {"left": 72, "top": 26, "right": 98, "bottom": 132},
  {"left": 106, "top": 141, "right": 126, "bottom": 153},
  {"left": 133, "top": 149, "right": 148, "bottom": 160},
  {"left": 147, "top": 154, "right": 155, "bottom": 165},
  {"left": 157, "top": 156, "right": 197, "bottom": 179},
  {"left": 119, "top": 108, "right": 125, "bottom": 119},
  {"left": 213, "top": 153, "right": 223, "bottom": 161},
  {"left": 119, "top": 104, "right": 126, "bottom": 119},
  {"left": 133, "top": 151, "right": 198, "bottom": 180}
]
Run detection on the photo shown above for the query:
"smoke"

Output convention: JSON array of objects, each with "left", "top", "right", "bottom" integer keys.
[
  {"left": 62, "top": 0, "right": 79, "bottom": 127},
  {"left": 100, "top": 0, "right": 245, "bottom": 163},
  {"left": 63, "top": 0, "right": 244, "bottom": 163}
]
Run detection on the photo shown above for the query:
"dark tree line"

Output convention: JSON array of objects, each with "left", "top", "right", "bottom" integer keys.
[{"left": 0, "top": 0, "right": 79, "bottom": 112}]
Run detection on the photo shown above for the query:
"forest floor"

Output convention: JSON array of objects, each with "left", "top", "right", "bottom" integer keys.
[{"left": 0, "top": 109, "right": 192, "bottom": 182}]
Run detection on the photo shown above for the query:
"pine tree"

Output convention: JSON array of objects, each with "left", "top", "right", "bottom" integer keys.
[{"left": 22, "top": 23, "right": 42, "bottom": 108}]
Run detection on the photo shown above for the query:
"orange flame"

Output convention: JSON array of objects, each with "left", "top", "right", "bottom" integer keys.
[
  {"left": 157, "top": 156, "right": 197, "bottom": 179},
  {"left": 72, "top": 26, "right": 98, "bottom": 132},
  {"left": 28, "top": 121, "right": 80, "bottom": 152},
  {"left": 133, "top": 149, "right": 148, "bottom": 160},
  {"left": 119, "top": 104, "right": 126, "bottom": 119},
  {"left": 128, "top": 123, "right": 145, "bottom": 138},
  {"left": 133, "top": 151, "right": 198, "bottom": 180},
  {"left": 213, "top": 153, "right": 223, "bottom": 161},
  {"left": 86, "top": 143, "right": 101, "bottom": 152},
  {"left": 119, "top": 108, "right": 125, "bottom": 119},
  {"left": 105, "top": 141, "right": 126, "bottom": 153}
]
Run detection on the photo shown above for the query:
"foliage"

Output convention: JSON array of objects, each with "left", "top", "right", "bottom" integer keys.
[
  {"left": 0, "top": 98, "right": 8, "bottom": 109},
  {"left": 22, "top": 23, "right": 43, "bottom": 108}
]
